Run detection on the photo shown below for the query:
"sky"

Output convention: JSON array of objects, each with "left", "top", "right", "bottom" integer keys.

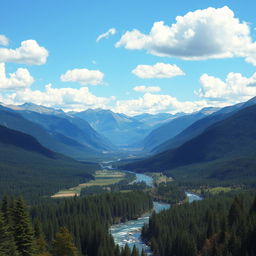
[{"left": 0, "top": 0, "right": 256, "bottom": 116}]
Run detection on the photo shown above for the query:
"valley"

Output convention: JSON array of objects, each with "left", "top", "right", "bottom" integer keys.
[
  {"left": 2, "top": 2, "right": 256, "bottom": 255},
  {"left": 1, "top": 97, "right": 256, "bottom": 256}
]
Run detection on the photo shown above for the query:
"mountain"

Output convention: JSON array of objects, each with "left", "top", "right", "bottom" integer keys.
[
  {"left": 0, "top": 106, "right": 103, "bottom": 160},
  {"left": 141, "top": 107, "right": 218, "bottom": 152},
  {"left": 0, "top": 124, "right": 54, "bottom": 158},
  {"left": 15, "top": 103, "right": 115, "bottom": 152},
  {"left": 14, "top": 102, "right": 65, "bottom": 115},
  {"left": 132, "top": 113, "right": 174, "bottom": 127},
  {"left": 0, "top": 124, "right": 97, "bottom": 200},
  {"left": 72, "top": 109, "right": 153, "bottom": 146},
  {"left": 124, "top": 103, "right": 256, "bottom": 183},
  {"left": 153, "top": 97, "right": 256, "bottom": 153}
]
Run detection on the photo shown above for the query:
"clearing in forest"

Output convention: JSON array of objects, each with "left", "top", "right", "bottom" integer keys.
[{"left": 51, "top": 169, "right": 126, "bottom": 198}]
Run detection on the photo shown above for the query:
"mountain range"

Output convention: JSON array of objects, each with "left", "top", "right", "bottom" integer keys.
[
  {"left": 0, "top": 103, "right": 116, "bottom": 160},
  {"left": 124, "top": 101, "right": 256, "bottom": 184},
  {"left": 153, "top": 97, "right": 256, "bottom": 153},
  {"left": 140, "top": 107, "right": 218, "bottom": 152},
  {"left": 2, "top": 96, "right": 256, "bottom": 187},
  {"left": 72, "top": 108, "right": 174, "bottom": 147}
]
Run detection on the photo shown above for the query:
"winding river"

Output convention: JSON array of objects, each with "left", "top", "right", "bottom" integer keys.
[{"left": 110, "top": 172, "right": 202, "bottom": 255}]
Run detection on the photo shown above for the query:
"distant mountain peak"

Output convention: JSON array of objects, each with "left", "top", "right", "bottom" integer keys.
[
  {"left": 198, "top": 107, "right": 220, "bottom": 115},
  {"left": 19, "top": 102, "right": 65, "bottom": 115},
  {"left": 84, "top": 108, "right": 113, "bottom": 114}
]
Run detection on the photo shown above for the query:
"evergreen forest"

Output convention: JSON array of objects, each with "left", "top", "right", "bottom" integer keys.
[
  {"left": 142, "top": 191, "right": 256, "bottom": 256},
  {"left": 0, "top": 191, "right": 152, "bottom": 256}
]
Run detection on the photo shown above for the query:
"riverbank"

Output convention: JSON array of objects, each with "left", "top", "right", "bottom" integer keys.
[{"left": 110, "top": 170, "right": 202, "bottom": 255}]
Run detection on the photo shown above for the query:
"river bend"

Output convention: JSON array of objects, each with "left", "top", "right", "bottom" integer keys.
[{"left": 110, "top": 172, "right": 202, "bottom": 255}]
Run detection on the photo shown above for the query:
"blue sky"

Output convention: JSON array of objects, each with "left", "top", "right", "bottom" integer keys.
[{"left": 0, "top": 0, "right": 256, "bottom": 115}]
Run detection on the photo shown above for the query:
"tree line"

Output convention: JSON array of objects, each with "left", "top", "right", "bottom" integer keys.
[
  {"left": 0, "top": 191, "right": 153, "bottom": 256},
  {"left": 142, "top": 190, "right": 256, "bottom": 256},
  {"left": 151, "top": 182, "right": 186, "bottom": 204}
]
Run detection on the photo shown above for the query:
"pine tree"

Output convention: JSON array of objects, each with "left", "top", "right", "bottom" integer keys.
[
  {"left": 131, "top": 245, "right": 139, "bottom": 256},
  {"left": 12, "top": 198, "right": 35, "bottom": 256},
  {"left": 51, "top": 227, "right": 78, "bottom": 256},
  {"left": 0, "top": 211, "right": 19, "bottom": 256},
  {"left": 114, "top": 244, "right": 121, "bottom": 256},
  {"left": 140, "top": 249, "right": 146, "bottom": 256},
  {"left": 228, "top": 197, "right": 243, "bottom": 227},
  {"left": 250, "top": 196, "right": 256, "bottom": 215},
  {"left": 1, "top": 195, "right": 11, "bottom": 226},
  {"left": 34, "top": 220, "right": 50, "bottom": 256},
  {"left": 121, "top": 244, "right": 131, "bottom": 256}
]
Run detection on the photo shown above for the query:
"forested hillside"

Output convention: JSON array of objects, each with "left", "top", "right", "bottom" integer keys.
[
  {"left": 0, "top": 124, "right": 98, "bottom": 201},
  {"left": 0, "top": 107, "right": 102, "bottom": 159},
  {"left": 16, "top": 103, "right": 115, "bottom": 152},
  {"left": 141, "top": 109, "right": 215, "bottom": 152},
  {"left": 142, "top": 191, "right": 256, "bottom": 256},
  {"left": 124, "top": 104, "right": 256, "bottom": 185},
  {"left": 153, "top": 98, "right": 256, "bottom": 153},
  {"left": 0, "top": 192, "right": 152, "bottom": 256}
]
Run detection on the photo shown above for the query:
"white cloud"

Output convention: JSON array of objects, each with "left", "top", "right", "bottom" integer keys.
[
  {"left": 116, "top": 29, "right": 150, "bottom": 50},
  {"left": 133, "top": 85, "right": 161, "bottom": 93},
  {"left": 96, "top": 28, "right": 117, "bottom": 42},
  {"left": 0, "top": 84, "right": 113, "bottom": 112},
  {"left": 196, "top": 72, "right": 256, "bottom": 103},
  {"left": 0, "top": 40, "right": 48, "bottom": 65},
  {"left": 60, "top": 68, "right": 104, "bottom": 85},
  {"left": 0, "top": 81, "right": 239, "bottom": 116},
  {"left": 113, "top": 92, "right": 209, "bottom": 115},
  {"left": 132, "top": 63, "right": 185, "bottom": 78},
  {"left": 0, "top": 63, "right": 34, "bottom": 90},
  {"left": 116, "top": 6, "right": 256, "bottom": 65},
  {"left": 0, "top": 35, "right": 9, "bottom": 46}
]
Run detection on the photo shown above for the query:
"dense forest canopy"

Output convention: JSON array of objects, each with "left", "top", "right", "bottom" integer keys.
[
  {"left": 142, "top": 191, "right": 256, "bottom": 256},
  {"left": 0, "top": 191, "right": 153, "bottom": 256}
]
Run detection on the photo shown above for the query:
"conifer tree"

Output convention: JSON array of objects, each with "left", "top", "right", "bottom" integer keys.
[
  {"left": 131, "top": 245, "right": 139, "bottom": 256},
  {"left": 1, "top": 195, "right": 11, "bottom": 226},
  {"left": 228, "top": 197, "right": 243, "bottom": 227},
  {"left": 114, "top": 244, "right": 121, "bottom": 256},
  {"left": 140, "top": 249, "right": 146, "bottom": 256},
  {"left": 121, "top": 244, "right": 131, "bottom": 256},
  {"left": 34, "top": 220, "right": 50, "bottom": 256},
  {"left": 51, "top": 227, "right": 78, "bottom": 256},
  {"left": 12, "top": 198, "right": 35, "bottom": 256},
  {"left": 0, "top": 212, "right": 19, "bottom": 256},
  {"left": 250, "top": 196, "right": 256, "bottom": 215}
]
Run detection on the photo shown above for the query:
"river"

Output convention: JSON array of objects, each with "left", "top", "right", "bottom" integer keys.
[{"left": 110, "top": 172, "right": 202, "bottom": 255}]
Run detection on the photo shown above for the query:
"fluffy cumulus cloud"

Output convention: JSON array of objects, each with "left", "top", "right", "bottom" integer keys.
[
  {"left": 0, "top": 63, "right": 34, "bottom": 90},
  {"left": 114, "top": 92, "right": 210, "bottom": 115},
  {"left": 196, "top": 72, "right": 256, "bottom": 103},
  {"left": 60, "top": 68, "right": 104, "bottom": 85},
  {"left": 0, "top": 40, "right": 48, "bottom": 65},
  {"left": 96, "top": 28, "right": 117, "bottom": 42},
  {"left": 116, "top": 6, "right": 256, "bottom": 65},
  {"left": 133, "top": 85, "right": 161, "bottom": 93},
  {"left": 0, "top": 35, "right": 9, "bottom": 46},
  {"left": 0, "top": 84, "right": 114, "bottom": 111},
  {"left": 132, "top": 63, "right": 185, "bottom": 78}
]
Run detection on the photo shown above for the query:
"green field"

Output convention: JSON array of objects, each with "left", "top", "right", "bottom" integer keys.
[
  {"left": 145, "top": 172, "right": 173, "bottom": 185},
  {"left": 190, "top": 186, "right": 240, "bottom": 196},
  {"left": 51, "top": 170, "right": 126, "bottom": 198},
  {"left": 207, "top": 186, "right": 233, "bottom": 194}
]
